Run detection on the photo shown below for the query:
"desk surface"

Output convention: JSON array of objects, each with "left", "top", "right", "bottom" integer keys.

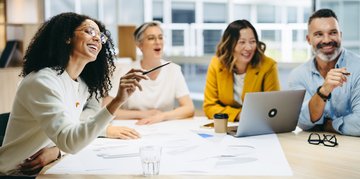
[{"left": 37, "top": 122, "right": 360, "bottom": 179}]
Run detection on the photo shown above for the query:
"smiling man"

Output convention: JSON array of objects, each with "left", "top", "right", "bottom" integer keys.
[{"left": 288, "top": 9, "right": 360, "bottom": 136}]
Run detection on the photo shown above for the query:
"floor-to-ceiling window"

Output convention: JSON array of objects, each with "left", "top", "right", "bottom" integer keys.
[
  {"left": 44, "top": 0, "right": 120, "bottom": 49},
  {"left": 43, "top": 0, "right": 313, "bottom": 63},
  {"left": 318, "top": 0, "right": 360, "bottom": 54},
  {"left": 7, "top": 0, "right": 360, "bottom": 62},
  {"left": 203, "top": 2, "right": 226, "bottom": 54},
  {"left": 9, "top": 0, "right": 360, "bottom": 107}
]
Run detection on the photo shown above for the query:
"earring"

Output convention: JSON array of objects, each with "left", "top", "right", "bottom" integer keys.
[{"left": 66, "top": 39, "right": 71, "bottom": 44}]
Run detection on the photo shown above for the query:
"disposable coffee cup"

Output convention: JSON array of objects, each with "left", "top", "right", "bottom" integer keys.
[{"left": 214, "top": 113, "right": 228, "bottom": 133}]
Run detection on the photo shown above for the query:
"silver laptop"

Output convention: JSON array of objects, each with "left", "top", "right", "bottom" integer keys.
[{"left": 228, "top": 89, "right": 305, "bottom": 137}]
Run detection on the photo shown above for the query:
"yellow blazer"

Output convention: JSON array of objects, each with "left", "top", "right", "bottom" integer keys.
[{"left": 203, "top": 56, "right": 280, "bottom": 122}]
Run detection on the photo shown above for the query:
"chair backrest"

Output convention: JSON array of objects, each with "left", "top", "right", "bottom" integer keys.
[
  {"left": 0, "top": 41, "right": 19, "bottom": 68},
  {"left": 0, "top": 112, "right": 10, "bottom": 146}
]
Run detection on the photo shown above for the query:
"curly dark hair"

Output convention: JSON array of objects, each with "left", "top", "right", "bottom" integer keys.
[
  {"left": 21, "top": 12, "right": 116, "bottom": 100},
  {"left": 216, "top": 19, "right": 265, "bottom": 72}
]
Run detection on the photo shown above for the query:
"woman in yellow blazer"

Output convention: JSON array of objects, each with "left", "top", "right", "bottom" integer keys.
[{"left": 203, "top": 19, "right": 280, "bottom": 122}]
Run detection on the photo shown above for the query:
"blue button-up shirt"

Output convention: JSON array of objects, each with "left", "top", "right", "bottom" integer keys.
[{"left": 288, "top": 48, "right": 360, "bottom": 136}]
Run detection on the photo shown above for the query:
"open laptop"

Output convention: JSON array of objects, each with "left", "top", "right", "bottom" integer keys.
[{"left": 227, "top": 89, "right": 305, "bottom": 137}]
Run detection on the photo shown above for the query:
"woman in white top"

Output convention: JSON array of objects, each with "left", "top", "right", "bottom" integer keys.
[
  {"left": 0, "top": 12, "right": 146, "bottom": 175},
  {"left": 103, "top": 21, "right": 194, "bottom": 125}
]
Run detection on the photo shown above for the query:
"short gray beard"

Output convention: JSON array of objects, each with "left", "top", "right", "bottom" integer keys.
[{"left": 312, "top": 46, "right": 342, "bottom": 62}]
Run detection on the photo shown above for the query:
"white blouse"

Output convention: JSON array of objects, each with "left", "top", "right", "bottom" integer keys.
[{"left": 233, "top": 73, "right": 246, "bottom": 106}]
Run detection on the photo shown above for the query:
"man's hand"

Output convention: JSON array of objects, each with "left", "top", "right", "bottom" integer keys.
[{"left": 322, "top": 67, "right": 349, "bottom": 95}]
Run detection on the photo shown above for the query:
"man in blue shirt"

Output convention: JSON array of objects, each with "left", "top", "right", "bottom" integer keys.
[{"left": 288, "top": 9, "right": 360, "bottom": 136}]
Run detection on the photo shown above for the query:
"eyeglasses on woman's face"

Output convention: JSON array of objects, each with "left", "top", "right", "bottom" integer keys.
[{"left": 76, "top": 26, "right": 108, "bottom": 44}]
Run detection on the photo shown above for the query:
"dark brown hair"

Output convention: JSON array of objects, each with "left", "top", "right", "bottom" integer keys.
[
  {"left": 216, "top": 19, "right": 265, "bottom": 72},
  {"left": 308, "top": 9, "right": 338, "bottom": 25}
]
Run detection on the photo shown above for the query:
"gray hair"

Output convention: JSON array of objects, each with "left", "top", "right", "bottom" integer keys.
[{"left": 133, "top": 21, "right": 162, "bottom": 44}]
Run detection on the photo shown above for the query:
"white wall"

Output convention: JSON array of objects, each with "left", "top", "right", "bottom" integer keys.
[{"left": 6, "top": 0, "right": 40, "bottom": 24}]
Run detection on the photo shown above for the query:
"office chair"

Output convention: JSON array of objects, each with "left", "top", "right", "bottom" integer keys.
[
  {"left": 0, "top": 112, "right": 10, "bottom": 147},
  {"left": 0, "top": 41, "right": 19, "bottom": 68}
]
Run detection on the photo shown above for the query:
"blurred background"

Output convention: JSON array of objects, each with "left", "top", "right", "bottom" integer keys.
[{"left": 1, "top": 0, "right": 359, "bottom": 112}]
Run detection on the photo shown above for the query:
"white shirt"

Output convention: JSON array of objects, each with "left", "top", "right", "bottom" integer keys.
[
  {"left": 109, "top": 59, "right": 190, "bottom": 111},
  {"left": 233, "top": 73, "right": 246, "bottom": 106},
  {"left": 0, "top": 68, "right": 113, "bottom": 175}
]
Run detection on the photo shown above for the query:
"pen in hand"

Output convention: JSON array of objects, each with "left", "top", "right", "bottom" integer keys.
[
  {"left": 142, "top": 61, "right": 171, "bottom": 75},
  {"left": 342, "top": 72, "right": 350, "bottom": 76}
]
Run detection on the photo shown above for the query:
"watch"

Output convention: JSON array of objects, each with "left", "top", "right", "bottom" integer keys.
[{"left": 316, "top": 86, "right": 331, "bottom": 102}]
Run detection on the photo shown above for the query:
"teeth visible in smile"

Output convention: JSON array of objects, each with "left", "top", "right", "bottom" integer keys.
[{"left": 88, "top": 44, "right": 97, "bottom": 51}]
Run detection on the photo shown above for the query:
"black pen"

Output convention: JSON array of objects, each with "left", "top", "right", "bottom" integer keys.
[
  {"left": 142, "top": 61, "right": 171, "bottom": 75},
  {"left": 342, "top": 72, "right": 351, "bottom": 76}
]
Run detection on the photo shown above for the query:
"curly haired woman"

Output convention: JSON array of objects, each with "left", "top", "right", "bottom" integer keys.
[{"left": 0, "top": 12, "right": 146, "bottom": 175}]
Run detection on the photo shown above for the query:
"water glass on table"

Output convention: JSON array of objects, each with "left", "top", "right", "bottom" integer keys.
[{"left": 139, "top": 145, "right": 162, "bottom": 176}]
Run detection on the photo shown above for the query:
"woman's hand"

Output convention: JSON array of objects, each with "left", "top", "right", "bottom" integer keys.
[
  {"left": 106, "top": 125, "right": 140, "bottom": 139},
  {"left": 116, "top": 69, "right": 147, "bottom": 103},
  {"left": 136, "top": 112, "right": 166, "bottom": 125},
  {"left": 138, "top": 109, "right": 162, "bottom": 119},
  {"left": 19, "top": 146, "right": 60, "bottom": 175},
  {"left": 107, "top": 69, "right": 147, "bottom": 114}
]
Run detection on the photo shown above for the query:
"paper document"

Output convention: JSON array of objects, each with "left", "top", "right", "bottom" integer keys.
[{"left": 46, "top": 118, "right": 292, "bottom": 176}]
